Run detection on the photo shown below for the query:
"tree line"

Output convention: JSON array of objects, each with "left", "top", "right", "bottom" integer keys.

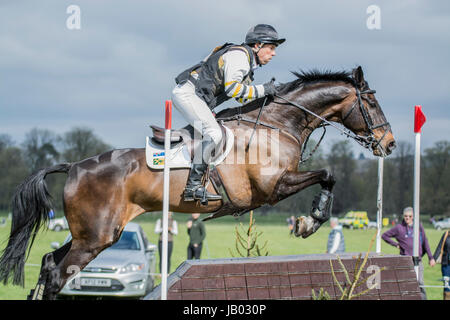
[
  {"left": 0, "top": 128, "right": 448, "bottom": 220},
  {"left": 261, "top": 140, "right": 449, "bottom": 220},
  {"left": 0, "top": 127, "right": 112, "bottom": 212}
]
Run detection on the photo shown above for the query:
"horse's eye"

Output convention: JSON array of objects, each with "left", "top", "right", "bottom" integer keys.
[{"left": 366, "top": 99, "right": 377, "bottom": 108}]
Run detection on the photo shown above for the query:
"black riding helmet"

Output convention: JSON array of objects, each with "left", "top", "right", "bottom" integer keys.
[{"left": 245, "top": 24, "right": 286, "bottom": 46}]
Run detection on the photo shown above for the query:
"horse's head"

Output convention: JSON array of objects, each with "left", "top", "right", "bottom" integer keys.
[{"left": 341, "top": 66, "right": 396, "bottom": 157}]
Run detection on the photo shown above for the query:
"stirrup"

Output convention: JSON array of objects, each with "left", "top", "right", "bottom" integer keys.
[{"left": 183, "top": 185, "right": 222, "bottom": 205}]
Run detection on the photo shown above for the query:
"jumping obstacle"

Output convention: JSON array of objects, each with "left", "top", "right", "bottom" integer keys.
[{"left": 144, "top": 253, "right": 422, "bottom": 300}]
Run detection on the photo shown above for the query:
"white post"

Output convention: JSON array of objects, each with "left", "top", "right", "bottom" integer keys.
[
  {"left": 413, "top": 131, "right": 421, "bottom": 280},
  {"left": 412, "top": 104, "right": 426, "bottom": 281},
  {"left": 376, "top": 157, "right": 384, "bottom": 253},
  {"left": 161, "top": 100, "right": 172, "bottom": 300}
]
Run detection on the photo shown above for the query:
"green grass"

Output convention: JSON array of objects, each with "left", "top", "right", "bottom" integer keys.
[{"left": 0, "top": 212, "right": 445, "bottom": 300}]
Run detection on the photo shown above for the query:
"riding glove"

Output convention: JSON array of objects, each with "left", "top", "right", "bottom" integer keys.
[{"left": 263, "top": 81, "right": 278, "bottom": 97}]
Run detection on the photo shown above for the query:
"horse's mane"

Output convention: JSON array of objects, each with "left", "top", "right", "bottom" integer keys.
[
  {"left": 277, "top": 69, "right": 355, "bottom": 94},
  {"left": 215, "top": 69, "right": 356, "bottom": 118}
]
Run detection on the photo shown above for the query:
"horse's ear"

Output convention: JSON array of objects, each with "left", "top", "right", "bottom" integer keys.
[{"left": 352, "top": 66, "right": 365, "bottom": 87}]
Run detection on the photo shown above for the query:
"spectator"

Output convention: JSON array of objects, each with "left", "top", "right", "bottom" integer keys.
[
  {"left": 391, "top": 214, "right": 398, "bottom": 226},
  {"left": 187, "top": 213, "right": 206, "bottom": 260},
  {"left": 432, "top": 230, "right": 450, "bottom": 300},
  {"left": 327, "top": 217, "right": 345, "bottom": 254},
  {"left": 382, "top": 207, "right": 435, "bottom": 300},
  {"left": 286, "top": 215, "right": 295, "bottom": 237},
  {"left": 48, "top": 209, "right": 55, "bottom": 219},
  {"left": 154, "top": 211, "right": 178, "bottom": 274},
  {"left": 430, "top": 216, "right": 436, "bottom": 226}
]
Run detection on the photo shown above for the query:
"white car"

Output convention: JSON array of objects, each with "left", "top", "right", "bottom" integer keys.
[
  {"left": 434, "top": 218, "right": 450, "bottom": 230},
  {"left": 367, "top": 221, "right": 378, "bottom": 229},
  {"left": 57, "top": 222, "right": 157, "bottom": 299},
  {"left": 48, "top": 217, "right": 69, "bottom": 232}
]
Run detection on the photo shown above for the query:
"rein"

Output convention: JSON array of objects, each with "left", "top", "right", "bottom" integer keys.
[
  {"left": 216, "top": 83, "right": 391, "bottom": 161},
  {"left": 274, "top": 86, "right": 391, "bottom": 156}
]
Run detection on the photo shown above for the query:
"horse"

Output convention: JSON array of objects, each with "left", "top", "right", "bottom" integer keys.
[{"left": 0, "top": 66, "right": 395, "bottom": 299}]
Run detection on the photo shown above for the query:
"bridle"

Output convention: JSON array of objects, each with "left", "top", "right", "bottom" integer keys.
[
  {"left": 217, "top": 82, "right": 392, "bottom": 160},
  {"left": 273, "top": 85, "right": 392, "bottom": 157},
  {"left": 341, "top": 86, "right": 391, "bottom": 155}
]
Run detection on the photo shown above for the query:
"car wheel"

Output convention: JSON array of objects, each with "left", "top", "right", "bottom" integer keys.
[
  {"left": 437, "top": 226, "right": 442, "bottom": 230},
  {"left": 54, "top": 225, "right": 62, "bottom": 232}
]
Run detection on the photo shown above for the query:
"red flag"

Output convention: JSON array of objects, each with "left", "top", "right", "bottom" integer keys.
[
  {"left": 414, "top": 105, "right": 426, "bottom": 133},
  {"left": 165, "top": 100, "right": 172, "bottom": 130}
]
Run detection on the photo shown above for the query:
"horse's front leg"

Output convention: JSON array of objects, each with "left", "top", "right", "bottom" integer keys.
[{"left": 271, "top": 169, "right": 335, "bottom": 238}]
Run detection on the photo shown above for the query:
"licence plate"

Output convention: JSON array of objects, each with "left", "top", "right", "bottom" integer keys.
[{"left": 80, "top": 278, "right": 111, "bottom": 287}]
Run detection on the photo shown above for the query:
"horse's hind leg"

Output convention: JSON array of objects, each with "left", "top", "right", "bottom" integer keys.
[
  {"left": 28, "top": 241, "right": 73, "bottom": 300},
  {"left": 35, "top": 212, "right": 127, "bottom": 299},
  {"left": 41, "top": 236, "right": 121, "bottom": 300}
]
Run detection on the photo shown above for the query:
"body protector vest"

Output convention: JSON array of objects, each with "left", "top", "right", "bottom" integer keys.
[
  {"left": 327, "top": 228, "right": 345, "bottom": 253},
  {"left": 175, "top": 43, "right": 256, "bottom": 110}
]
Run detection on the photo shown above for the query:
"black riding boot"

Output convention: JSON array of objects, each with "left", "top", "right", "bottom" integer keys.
[{"left": 183, "top": 162, "right": 222, "bottom": 204}]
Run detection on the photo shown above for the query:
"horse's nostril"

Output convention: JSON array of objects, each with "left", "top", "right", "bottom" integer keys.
[{"left": 388, "top": 141, "right": 396, "bottom": 151}]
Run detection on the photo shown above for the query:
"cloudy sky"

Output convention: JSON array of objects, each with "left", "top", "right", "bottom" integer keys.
[{"left": 1, "top": 0, "right": 449, "bottom": 158}]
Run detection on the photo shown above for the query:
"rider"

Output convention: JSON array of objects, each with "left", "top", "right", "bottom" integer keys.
[{"left": 172, "top": 24, "right": 285, "bottom": 203}]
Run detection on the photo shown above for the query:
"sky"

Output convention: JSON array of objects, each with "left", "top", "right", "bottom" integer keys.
[{"left": 1, "top": 0, "right": 449, "bottom": 158}]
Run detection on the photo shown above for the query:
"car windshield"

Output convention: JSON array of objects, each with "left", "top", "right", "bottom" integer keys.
[{"left": 110, "top": 231, "right": 141, "bottom": 251}]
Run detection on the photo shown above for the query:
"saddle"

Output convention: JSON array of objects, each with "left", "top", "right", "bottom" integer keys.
[
  {"left": 149, "top": 123, "right": 228, "bottom": 159},
  {"left": 146, "top": 122, "right": 245, "bottom": 221},
  {"left": 150, "top": 125, "right": 183, "bottom": 144}
]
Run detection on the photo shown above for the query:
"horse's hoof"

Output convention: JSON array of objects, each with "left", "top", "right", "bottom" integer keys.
[
  {"left": 294, "top": 216, "right": 311, "bottom": 238},
  {"left": 295, "top": 216, "right": 320, "bottom": 239}
]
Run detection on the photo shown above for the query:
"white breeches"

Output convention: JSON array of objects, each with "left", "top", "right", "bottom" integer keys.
[{"left": 171, "top": 80, "right": 223, "bottom": 163}]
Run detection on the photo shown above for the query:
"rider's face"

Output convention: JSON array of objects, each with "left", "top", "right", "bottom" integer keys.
[{"left": 256, "top": 43, "right": 277, "bottom": 65}]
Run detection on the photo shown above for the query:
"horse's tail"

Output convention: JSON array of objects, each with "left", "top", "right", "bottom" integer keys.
[{"left": 0, "top": 163, "right": 72, "bottom": 286}]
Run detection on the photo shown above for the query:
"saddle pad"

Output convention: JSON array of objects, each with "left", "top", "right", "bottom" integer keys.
[{"left": 146, "top": 126, "right": 234, "bottom": 170}]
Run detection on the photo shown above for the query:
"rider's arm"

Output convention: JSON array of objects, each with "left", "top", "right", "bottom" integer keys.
[{"left": 222, "top": 50, "right": 265, "bottom": 104}]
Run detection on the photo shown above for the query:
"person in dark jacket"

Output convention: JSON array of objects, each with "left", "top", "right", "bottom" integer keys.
[
  {"left": 286, "top": 215, "right": 295, "bottom": 236},
  {"left": 433, "top": 230, "right": 450, "bottom": 300},
  {"left": 187, "top": 213, "right": 206, "bottom": 259},
  {"left": 382, "top": 207, "right": 435, "bottom": 300}
]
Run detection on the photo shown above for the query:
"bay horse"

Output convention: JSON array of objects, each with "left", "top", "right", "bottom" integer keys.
[{"left": 0, "top": 66, "right": 395, "bottom": 299}]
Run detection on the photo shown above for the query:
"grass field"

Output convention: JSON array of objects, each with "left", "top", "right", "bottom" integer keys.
[{"left": 0, "top": 212, "right": 446, "bottom": 300}]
